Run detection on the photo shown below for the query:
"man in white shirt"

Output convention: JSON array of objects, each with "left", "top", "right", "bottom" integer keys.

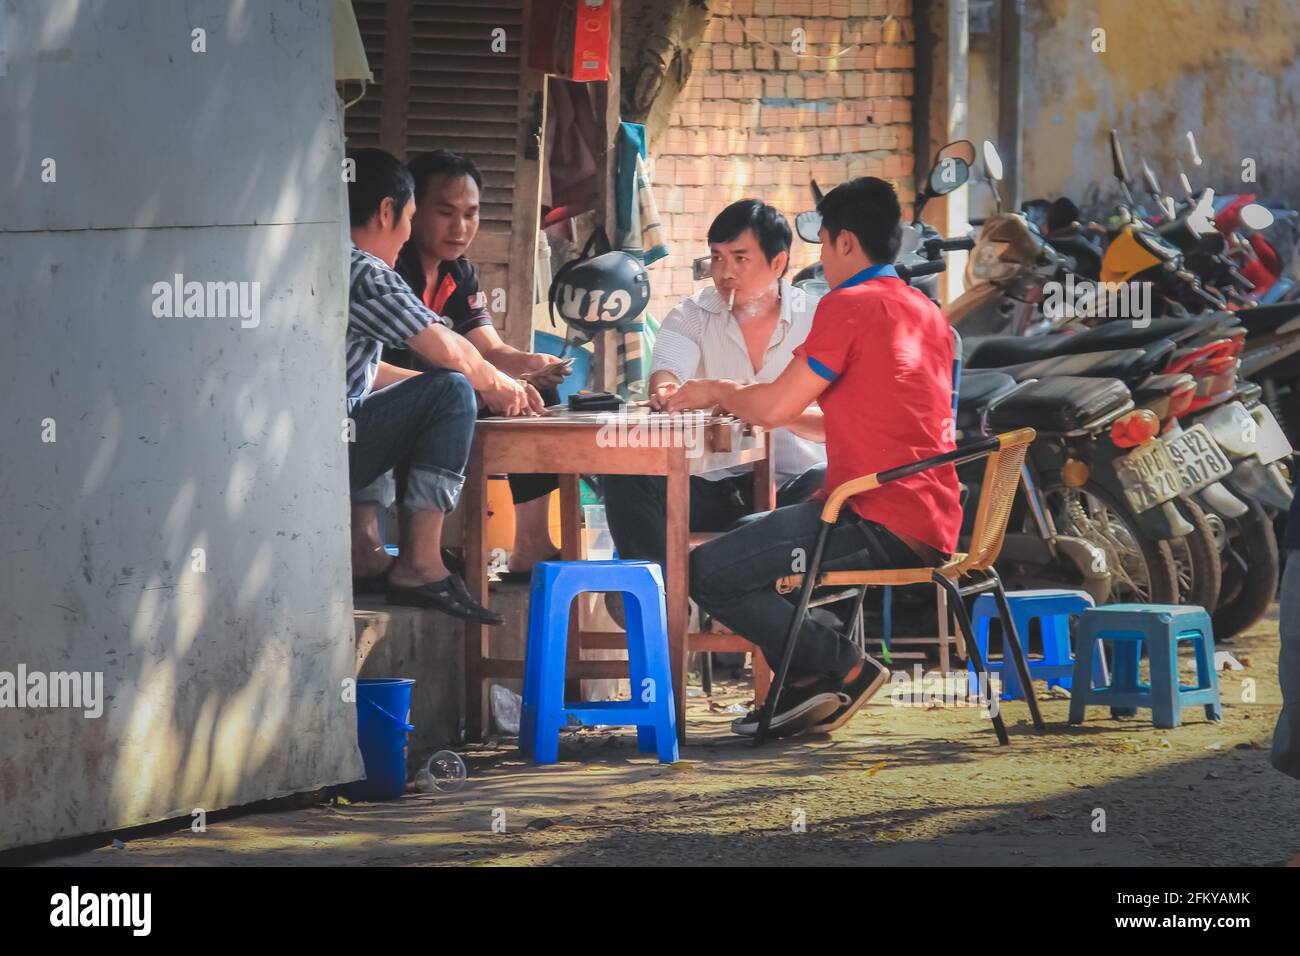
[{"left": 603, "top": 200, "right": 827, "bottom": 571}]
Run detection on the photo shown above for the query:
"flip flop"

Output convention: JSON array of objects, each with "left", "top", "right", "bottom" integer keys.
[{"left": 386, "top": 573, "right": 504, "bottom": 625}]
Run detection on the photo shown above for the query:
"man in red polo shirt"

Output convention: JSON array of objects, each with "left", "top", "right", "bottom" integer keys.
[{"left": 667, "top": 176, "right": 960, "bottom": 738}]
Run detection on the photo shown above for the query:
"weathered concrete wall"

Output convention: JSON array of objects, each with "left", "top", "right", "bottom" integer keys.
[
  {"left": 1017, "top": 0, "right": 1300, "bottom": 211},
  {"left": 0, "top": 0, "right": 364, "bottom": 850}
]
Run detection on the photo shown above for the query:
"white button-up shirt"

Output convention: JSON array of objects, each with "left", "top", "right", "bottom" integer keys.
[{"left": 651, "top": 280, "right": 826, "bottom": 483}]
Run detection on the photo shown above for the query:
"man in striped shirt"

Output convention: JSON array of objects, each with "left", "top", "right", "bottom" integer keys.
[{"left": 345, "top": 148, "right": 537, "bottom": 624}]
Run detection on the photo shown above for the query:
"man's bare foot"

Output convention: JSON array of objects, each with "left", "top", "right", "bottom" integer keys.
[
  {"left": 506, "top": 545, "right": 561, "bottom": 575},
  {"left": 387, "top": 557, "right": 450, "bottom": 589}
]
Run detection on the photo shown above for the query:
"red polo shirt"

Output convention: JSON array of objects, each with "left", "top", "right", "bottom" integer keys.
[{"left": 793, "top": 270, "right": 961, "bottom": 555}]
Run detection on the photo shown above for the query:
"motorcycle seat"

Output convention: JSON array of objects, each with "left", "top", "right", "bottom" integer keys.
[
  {"left": 963, "top": 314, "right": 1231, "bottom": 368},
  {"left": 955, "top": 371, "right": 1019, "bottom": 432},
  {"left": 994, "top": 340, "right": 1176, "bottom": 386},
  {"left": 1235, "top": 302, "right": 1300, "bottom": 337},
  {"left": 985, "top": 375, "right": 1133, "bottom": 435}
]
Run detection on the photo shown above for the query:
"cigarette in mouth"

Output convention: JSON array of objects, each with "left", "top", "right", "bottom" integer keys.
[{"left": 728, "top": 290, "right": 736, "bottom": 311}]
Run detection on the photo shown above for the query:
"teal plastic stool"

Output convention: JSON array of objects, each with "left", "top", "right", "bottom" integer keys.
[
  {"left": 520, "top": 560, "right": 679, "bottom": 764},
  {"left": 1068, "top": 604, "right": 1222, "bottom": 729}
]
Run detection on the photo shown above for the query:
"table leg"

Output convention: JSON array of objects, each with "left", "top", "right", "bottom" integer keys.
[
  {"left": 752, "top": 429, "right": 776, "bottom": 512},
  {"left": 559, "top": 475, "right": 582, "bottom": 703},
  {"left": 666, "top": 452, "right": 690, "bottom": 745},
  {"left": 463, "top": 440, "right": 489, "bottom": 742}
]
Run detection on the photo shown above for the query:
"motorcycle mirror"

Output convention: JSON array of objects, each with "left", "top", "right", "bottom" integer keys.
[
  {"left": 1109, "top": 130, "right": 1130, "bottom": 185},
  {"left": 982, "top": 140, "right": 1004, "bottom": 181},
  {"left": 1141, "top": 159, "right": 1162, "bottom": 199},
  {"left": 1188, "top": 187, "right": 1217, "bottom": 235},
  {"left": 1186, "top": 130, "right": 1203, "bottom": 167},
  {"left": 1176, "top": 160, "right": 1195, "bottom": 201},
  {"left": 795, "top": 210, "right": 823, "bottom": 244},
  {"left": 1240, "top": 203, "right": 1275, "bottom": 231},
  {"left": 899, "top": 223, "right": 924, "bottom": 257},
  {"left": 936, "top": 139, "right": 977, "bottom": 166},
  {"left": 927, "top": 156, "right": 970, "bottom": 197},
  {"left": 692, "top": 255, "right": 713, "bottom": 281}
]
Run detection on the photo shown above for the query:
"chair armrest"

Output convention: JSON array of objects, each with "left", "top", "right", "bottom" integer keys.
[{"left": 820, "top": 428, "right": 1034, "bottom": 522}]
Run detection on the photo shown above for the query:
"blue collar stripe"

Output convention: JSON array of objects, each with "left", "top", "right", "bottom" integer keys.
[{"left": 837, "top": 263, "right": 899, "bottom": 289}]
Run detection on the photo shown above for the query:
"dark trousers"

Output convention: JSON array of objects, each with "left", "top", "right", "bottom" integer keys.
[
  {"left": 690, "top": 500, "right": 923, "bottom": 683},
  {"left": 1274, "top": 552, "right": 1300, "bottom": 779},
  {"left": 603, "top": 465, "right": 827, "bottom": 570}
]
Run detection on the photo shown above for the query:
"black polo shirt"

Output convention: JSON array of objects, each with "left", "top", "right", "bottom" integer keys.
[{"left": 394, "top": 242, "right": 495, "bottom": 337}]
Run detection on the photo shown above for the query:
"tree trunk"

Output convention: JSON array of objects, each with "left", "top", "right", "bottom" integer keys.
[{"left": 620, "top": 0, "right": 716, "bottom": 149}]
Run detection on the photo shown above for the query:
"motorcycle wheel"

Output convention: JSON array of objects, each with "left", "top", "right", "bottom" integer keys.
[
  {"left": 1169, "top": 498, "right": 1222, "bottom": 611},
  {"left": 1040, "top": 474, "right": 1179, "bottom": 604},
  {"left": 1213, "top": 497, "right": 1279, "bottom": 640}
]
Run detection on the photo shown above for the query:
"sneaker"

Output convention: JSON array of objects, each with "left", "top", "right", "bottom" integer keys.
[
  {"left": 810, "top": 654, "right": 890, "bottom": 734},
  {"left": 730, "top": 682, "right": 843, "bottom": 738}
]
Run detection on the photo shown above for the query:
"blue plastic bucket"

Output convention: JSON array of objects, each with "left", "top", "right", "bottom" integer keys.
[{"left": 344, "top": 678, "right": 415, "bottom": 801}]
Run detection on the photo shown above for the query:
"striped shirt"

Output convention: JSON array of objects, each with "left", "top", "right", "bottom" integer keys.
[
  {"left": 652, "top": 280, "right": 826, "bottom": 483},
  {"left": 346, "top": 244, "right": 451, "bottom": 412}
]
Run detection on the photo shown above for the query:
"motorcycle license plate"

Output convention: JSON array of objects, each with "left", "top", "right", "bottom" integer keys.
[
  {"left": 1250, "top": 405, "right": 1293, "bottom": 464},
  {"left": 1115, "top": 440, "right": 1183, "bottom": 513},
  {"left": 1163, "top": 424, "right": 1233, "bottom": 494}
]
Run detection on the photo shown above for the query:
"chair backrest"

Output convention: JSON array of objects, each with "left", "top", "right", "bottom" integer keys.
[{"left": 959, "top": 427, "right": 1034, "bottom": 572}]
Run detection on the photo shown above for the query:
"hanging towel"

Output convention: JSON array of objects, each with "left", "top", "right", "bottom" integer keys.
[{"left": 612, "top": 121, "right": 668, "bottom": 399}]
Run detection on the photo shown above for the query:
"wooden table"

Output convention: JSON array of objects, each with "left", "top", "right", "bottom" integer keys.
[{"left": 462, "top": 407, "right": 774, "bottom": 745}]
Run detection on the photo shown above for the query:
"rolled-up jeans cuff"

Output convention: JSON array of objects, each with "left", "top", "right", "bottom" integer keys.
[
  {"left": 405, "top": 465, "right": 465, "bottom": 513},
  {"left": 352, "top": 470, "right": 396, "bottom": 509}
]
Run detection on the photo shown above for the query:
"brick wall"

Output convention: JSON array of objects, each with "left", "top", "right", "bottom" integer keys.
[{"left": 646, "top": 0, "right": 915, "bottom": 319}]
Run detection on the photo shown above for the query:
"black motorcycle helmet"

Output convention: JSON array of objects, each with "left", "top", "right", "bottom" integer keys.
[{"left": 548, "top": 250, "right": 651, "bottom": 335}]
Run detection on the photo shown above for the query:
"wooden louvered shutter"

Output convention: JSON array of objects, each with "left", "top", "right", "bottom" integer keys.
[{"left": 344, "top": 0, "right": 545, "bottom": 350}]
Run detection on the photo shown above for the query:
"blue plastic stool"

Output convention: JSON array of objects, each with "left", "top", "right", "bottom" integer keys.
[
  {"left": 970, "top": 589, "right": 1102, "bottom": 699},
  {"left": 1068, "top": 604, "right": 1222, "bottom": 729},
  {"left": 520, "top": 560, "right": 679, "bottom": 764}
]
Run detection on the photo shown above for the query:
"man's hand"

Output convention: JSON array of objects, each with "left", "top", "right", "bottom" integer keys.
[
  {"left": 517, "top": 352, "right": 572, "bottom": 389},
  {"left": 647, "top": 380, "right": 680, "bottom": 410},
  {"left": 481, "top": 369, "right": 532, "bottom": 417},
  {"left": 666, "top": 379, "right": 738, "bottom": 413},
  {"left": 523, "top": 381, "right": 547, "bottom": 415}
]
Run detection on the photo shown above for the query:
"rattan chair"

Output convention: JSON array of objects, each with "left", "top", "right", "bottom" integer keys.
[{"left": 758, "top": 427, "right": 1044, "bottom": 745}]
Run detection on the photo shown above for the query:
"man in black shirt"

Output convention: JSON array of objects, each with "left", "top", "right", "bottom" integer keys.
[{"left": 396, "top": 150, "right": 570, "bottom": 578}]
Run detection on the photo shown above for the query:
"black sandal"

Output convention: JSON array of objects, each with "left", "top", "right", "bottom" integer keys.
[{"left": 386, "top": 573, "right": 504, "bottom": 625}]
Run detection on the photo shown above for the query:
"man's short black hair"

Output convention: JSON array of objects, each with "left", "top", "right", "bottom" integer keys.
[
  {"left": 817, "top": 177, "right": 902, "bottom": 263},
  {"left": 707, "top": 199, "right": 792, "bottom": 274},
  {"left": 408, "top": 149, "right": 484, "bottom": 204},
  {"left": 347, "top": 148, "right": 414, "bottom": 228}
]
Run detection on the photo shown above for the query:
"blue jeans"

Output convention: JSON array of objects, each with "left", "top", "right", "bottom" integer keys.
[
  {"left": 690, "top": 499, "right": 924, "bottom": 683},
  {"left": 348, "top": 368, "right": 477, "bottom": 513},
  {"left": 1274, "top": 553, "right": 1300, "bottom": 779}
]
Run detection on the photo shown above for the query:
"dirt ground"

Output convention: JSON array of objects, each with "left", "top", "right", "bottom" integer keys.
[{"left": 27, "top": 609, "right": 1300, "bottom": 867}]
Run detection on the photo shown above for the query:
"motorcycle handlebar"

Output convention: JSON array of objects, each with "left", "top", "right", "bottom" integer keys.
[
  {"left": 899, "top": 259, "right": 947, "bottom": 281},
  {"left": 935, "top": 236, "right": 976, "bottom": 252}
]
